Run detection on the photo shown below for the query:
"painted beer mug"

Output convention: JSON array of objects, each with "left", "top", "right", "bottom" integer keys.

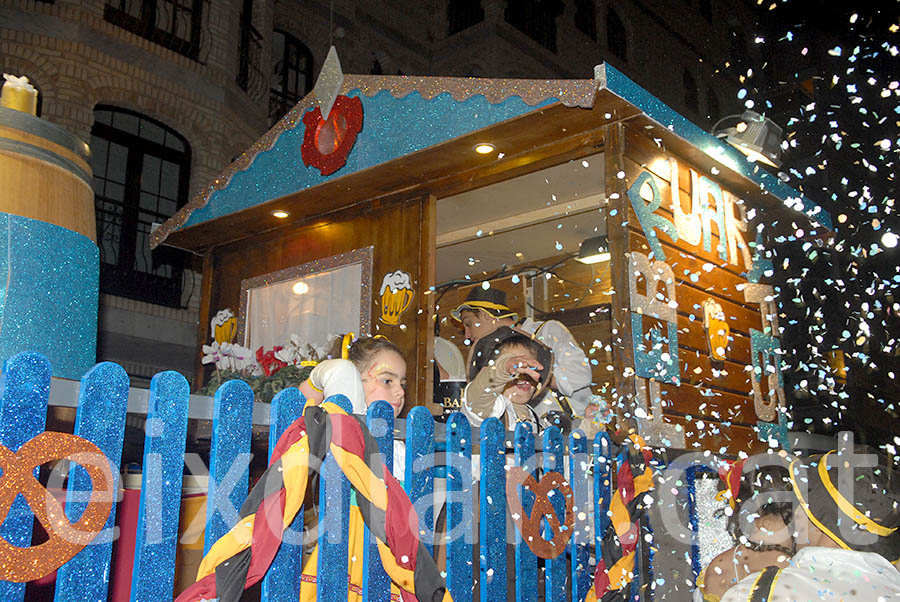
[
  {"left": 702, "top": 298, "right": 729, "bottom": 361},
  {"left": 379, "top": 270, "right": 414, "bottom": 325}
]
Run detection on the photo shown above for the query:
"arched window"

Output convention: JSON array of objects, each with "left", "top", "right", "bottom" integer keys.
[
  {"left": 683, "top": 69, "right": 698, "bottom": 114},
  {"left": 90, "top": 106, "right": 191, "bottom": 307},
  {"left": 104, "top": 0, "right": 204, "bottom": 60},
  {"left": 706, "top": 88, "right": 720, "bottom": 124},
  {"left": 574, "top": 0, "right": 597, "bottom": 40},
  {"left": 269, "top": 30, "right": 313, "bottom": 125},
  {"left": 607, "top": 8, "right": 627, "bottom": 62}
]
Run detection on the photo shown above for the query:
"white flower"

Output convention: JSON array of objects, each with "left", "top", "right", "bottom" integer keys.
[
  {"left": 274, "top": 334, "right": 305, "bottom": 365},
  {"left": 202, "top": 342, "right": 256, "bottom": 372}
]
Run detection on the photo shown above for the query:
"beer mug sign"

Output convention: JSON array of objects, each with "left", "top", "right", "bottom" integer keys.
[
  {"left": 379, "top": 270, "right": 414, "bottom": 325},
  {"left": 211, "top": 308, "right": 237, "bottom": 344},
  {"left": 702, "top": 298, "right": 730, "bottom": 361}
]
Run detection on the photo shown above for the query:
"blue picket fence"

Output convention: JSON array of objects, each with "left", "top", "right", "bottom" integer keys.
[{"left": 0, "top": 352, "right": 643, "bottom": 602}]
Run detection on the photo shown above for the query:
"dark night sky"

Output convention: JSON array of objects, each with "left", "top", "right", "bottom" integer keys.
[{"left": 730, "top": 4, "right": 900, "bottom": 448}]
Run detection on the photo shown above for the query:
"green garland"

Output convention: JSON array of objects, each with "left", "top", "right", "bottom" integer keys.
[{"left": 199, "top": 364, "right": 314, "bottom": 404}]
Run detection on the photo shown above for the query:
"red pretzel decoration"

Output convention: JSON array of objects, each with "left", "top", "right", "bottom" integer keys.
[
  {"left": 0, "top": 431, "right": 115, "bottom": 582},
  {"left": 506, "top": 467, "right": 574, "bottom": 559},
  {"left": 300, "top": 95, "right": 364, "bottom": 176}
]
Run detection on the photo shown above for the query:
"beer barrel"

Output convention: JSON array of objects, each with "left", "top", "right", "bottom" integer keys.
[
  {"left": 0, "top": 106, "right": 98, "bottom": 379},
  {"left": 0, "top": 105, "right": 95, "bottom": 240}
]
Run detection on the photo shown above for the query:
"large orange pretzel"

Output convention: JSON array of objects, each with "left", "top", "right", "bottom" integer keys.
[
  {"left": 0, "top": 431, "right": 115, "bottom": 582},
  {"left": 506, "top": 467, "right": 575, "bottom": 559}
]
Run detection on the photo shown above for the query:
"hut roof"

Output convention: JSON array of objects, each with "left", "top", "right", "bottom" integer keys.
[{"left": 152, "top": 63, "right": 830, "bottom": 253}]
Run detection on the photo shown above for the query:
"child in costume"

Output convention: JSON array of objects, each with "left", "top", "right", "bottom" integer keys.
[
  {"left": 460, "top": 326, "right": 553, "bottom": 432},
  {"left": 175, "top": 336, "right": 451, "bottom": 602},
  {"left": 720, "top": 447, "right": 900, "bottom": 601},
  {"left": 694, "top": 463, "right": 793, "bottom": 602},
  {"left": 297, "top": 336, "right": 408, "bottom": 602},
  {"left": 299, "top": 335, "right": 406, "bottom": 418}
]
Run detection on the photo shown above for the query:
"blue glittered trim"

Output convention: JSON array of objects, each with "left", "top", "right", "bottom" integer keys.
[
  {"left": 183, "top": 90, "right": 556, "bottom": 228},
  {"left": 0, "top": 214, "right": 98, "bottom": 380},
  {"left": 600, "top": 64, "right": 831, "bottom": 230}
]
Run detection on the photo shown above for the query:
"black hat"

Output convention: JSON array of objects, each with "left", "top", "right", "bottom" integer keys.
[
  {"left": 466, "top": 326, "right": 552, "bottom": 391},
  {"left": 451, "top": 287, "right": 518, "bottom": 322},
  {"left": 789, "top": 449, "right": 900, "bottom": 561}
]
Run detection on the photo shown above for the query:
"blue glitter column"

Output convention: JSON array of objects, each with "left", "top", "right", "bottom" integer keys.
[
  {"left": 129, "top": 371, "right": 190, "bottom": 602},
  {"left": 0, "top": 351, "right": 51, "bottom": 601},
  {"left": 204, "top": 379, "right": 254, "bottom": 555},
  {"left": 542, "top": 427, "right": 566, "bottom": 602},
  {"left": 513, "top": 423, "right": 537, "bottom": 602},
  {"left": 568, "top": 432, "right": 592, "bottom": 602},
  {"left": 54, "top": 361, "right": 129, "bottom": 602},
  {"left": 445, "top": 411, "right": 473, "bottom": 602},
  {"left": 261, "top": 386, "right": 306, "bottom": 602},
  {"left": 362, "top": 400, "right": 393, "bottom": 602},
  {"left": 404, "top": 406, "right": 435, "bottom": 555},
  {"left": 478, "top": 418, "right": 506, "bottom": 602},
  {"left": 0, "top": 215, "right": 98, "bottom": 380}
]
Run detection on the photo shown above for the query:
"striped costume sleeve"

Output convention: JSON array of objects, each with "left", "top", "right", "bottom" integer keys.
[{"left": 175, "top": 402, "right": 452, "bottom": 602}]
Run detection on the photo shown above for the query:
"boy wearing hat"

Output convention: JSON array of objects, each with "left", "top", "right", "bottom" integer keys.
[
  {"left": 460, "top": 326, "right": 554, "bottom": 432},
  {"left": 451, "top": 287, "right": 595, "bottom": 420},
  {"left": 721, "top": 445, "right": 900, "bottom": 602}
]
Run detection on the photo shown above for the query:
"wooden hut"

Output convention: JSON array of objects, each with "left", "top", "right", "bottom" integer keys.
[{"left": 153, "top": 63, "right": 831, "bottom": 455}]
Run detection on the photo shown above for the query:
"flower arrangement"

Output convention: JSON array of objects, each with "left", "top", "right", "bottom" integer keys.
[{"left": 199, "top": 308, "right": 341, "bottom": 403}]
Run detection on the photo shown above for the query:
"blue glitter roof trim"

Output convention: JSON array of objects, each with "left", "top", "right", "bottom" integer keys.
[
  {"left": 597, "top": 64, "right": 832, "bottom": 230},
  {"left": 182, "top": 90, "right": 556, "bottom": 228}
]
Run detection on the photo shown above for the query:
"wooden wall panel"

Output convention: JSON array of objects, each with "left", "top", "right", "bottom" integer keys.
[
  {"left": 205, "top": 198, "right": 430, "bottom": 410},
  {"left": 622, "top": 127, "right": 780, "bottom": 454}
]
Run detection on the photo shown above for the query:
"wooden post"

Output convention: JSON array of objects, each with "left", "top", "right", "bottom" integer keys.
[
  {"left": 418, "top": 194, "right": 439, "bottom": 412},
  {"left": 604, "top": 122, "right": 636, "bottom": 434}
]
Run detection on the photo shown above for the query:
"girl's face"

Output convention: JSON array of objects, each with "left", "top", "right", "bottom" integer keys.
[{"left": 361, "top": 349, "right": 407, "bottom": 416}]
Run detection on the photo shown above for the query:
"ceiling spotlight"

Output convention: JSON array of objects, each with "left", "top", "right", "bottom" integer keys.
[
  {"left": 272, "top": 210, "right": 290, "bottom": 219},
  {"left": 576, "top": 235, "right": 611, "bottom": 264},
  {"left": 712, "top": 110, "right": 784, "bottom": 168},
  {"left": 292, "top": 281, "right": 309, "bottom": 295},
  {"left": 473, "top": 143, "right": 495, "bottom": 154}
]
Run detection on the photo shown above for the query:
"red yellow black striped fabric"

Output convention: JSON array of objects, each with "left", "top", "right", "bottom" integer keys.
[
  {"left": 175, "top": 401, "right": 453, "bottom": 602},
  {"left": 585, "top": 435, "right": 654, "bottom": 602}
]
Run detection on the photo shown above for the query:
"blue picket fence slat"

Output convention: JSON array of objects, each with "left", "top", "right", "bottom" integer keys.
[
  {"left": 0, "top": 352, "right": 696, "bottom": 602},
  {"left": 317, "top": 394, "right": 353, "bottom": 602},
  {"left": 593, "top": 432, "right": 614, "bottom": 557},
  {"left": 405, "top": 406, "right": 435, "bottom": 556},
  {"left": 204, "top": 379, "right": 254, "bottom": 555},
  {"left": 568, "top": 432, "right": 592, "bottom": 602},
  {"left": 0, "top": 352, "right": 51, "bottom": 602},
  {"left": 478, "top": 418, "right": 506, "bottom": 602},
  {"left": 513, "top": 424, "right": 537, "bottom": 602},
  {"left": 261, "top": 386, "right": 307, "bottom": 602},
  {"left": 55, "top": 361, "right": 130, "bottom": 602},
  {"left": 543, "top": 427, "right": 566, "bottom": 602},
  {"left": 362, "top": 400, "right": 394, "bottom": 602},
  {"left": 445, "top": 411, "right": 473, "bottom": 602},
  {"left": 129, "top": 370, "right": 191, "bottom": 602}
]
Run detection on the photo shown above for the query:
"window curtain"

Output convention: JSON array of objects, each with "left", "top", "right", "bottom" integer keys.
[{"left": 245, "top": 262, "right": 362, "bottom": 351}]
